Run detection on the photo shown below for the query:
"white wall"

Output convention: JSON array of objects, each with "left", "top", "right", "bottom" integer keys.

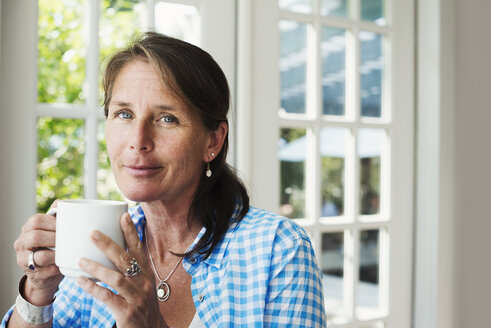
[
  {"left": 454, "top": 0, "right": 491, "bottom": 326},
  {"left": 0, "top": 0, "right": 38, "bottom": 314},
  {"left": 415, "top": 0, "right": 491, "bottom": 327}
]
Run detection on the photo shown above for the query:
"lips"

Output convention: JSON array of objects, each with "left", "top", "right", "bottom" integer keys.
[{"left": 123, "top": 164, "right": 163, "bottom": 177}]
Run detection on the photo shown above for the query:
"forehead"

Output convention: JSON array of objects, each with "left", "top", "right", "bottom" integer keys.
[
  {"left": 115, "top": 60, "right": 161, "bottom": 86},
  {"left": 110, "top": 60, "right": 178, "bottom": 103},
  {"left": 110, "top": 61, "right": 204, "bottom": 121}
]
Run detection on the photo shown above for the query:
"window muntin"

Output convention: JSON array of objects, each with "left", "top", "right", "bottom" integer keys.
[{"left": 278, "top": 0, "right": 391, "bottom": 326}]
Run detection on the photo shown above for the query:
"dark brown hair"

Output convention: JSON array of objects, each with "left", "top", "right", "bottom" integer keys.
[{"left": 102, "top": 32, "right": 249, "bottom": 259}]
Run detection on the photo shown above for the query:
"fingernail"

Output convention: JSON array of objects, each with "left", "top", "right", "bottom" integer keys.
[
  {"left": 77, "top": 276, "right": 88, "bottom": 285},
  {"left": 126, "top": 214, "right": 132, "bottom": 224},
  {"left": 79, "top": 258, "right": 88, "bottom": 267}
]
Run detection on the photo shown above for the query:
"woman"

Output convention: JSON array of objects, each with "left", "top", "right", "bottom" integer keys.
[{"left": 2, "top": 32, "right": 326, "bottom": 328}]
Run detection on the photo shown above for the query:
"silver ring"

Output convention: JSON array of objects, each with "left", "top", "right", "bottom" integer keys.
[
  {"left": 124, "top": 258, "right": 141, "bottom": 277},
  {"left": 28, "top": 250, "right": 37, "bottom": 271}
]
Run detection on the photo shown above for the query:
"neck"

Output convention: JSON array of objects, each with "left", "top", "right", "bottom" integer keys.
[{"left": 141, "top": 200, "right": 202, "bottom": 262}]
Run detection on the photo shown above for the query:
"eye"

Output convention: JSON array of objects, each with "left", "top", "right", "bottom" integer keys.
[
  {"left": 116, "top": 111, "right": 132, "bottom": 120},
  {"left": 160, "top": 114, "right": 178, "bottom": 124}
]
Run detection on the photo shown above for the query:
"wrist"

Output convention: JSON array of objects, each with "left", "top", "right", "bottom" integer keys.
[
  {"left": 22, "top": 276, "right": 57, "bottom": 306},
  {"left": 15, "top": 275, "right": 55, "bottom": 325}
]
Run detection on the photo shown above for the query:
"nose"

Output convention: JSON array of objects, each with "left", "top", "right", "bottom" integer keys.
[{"left": 129, "top": 120, "right": 154, "bottom": 152}]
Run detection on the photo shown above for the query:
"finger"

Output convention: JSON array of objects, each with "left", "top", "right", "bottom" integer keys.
[
  {"left": 78, "top": 257, "right": 138, "bottom": 297},
  {"left": 89, "top": 230, "right": 137, "bottom": 274},
  {"left": 121, "top": 213, "right": 144, "bottom": 255},
  {"left": 77, "top": 275, "right": 126, "bottom": 310},
  {"left": 25, "top": 265, "right": 61, "bottom": 278},
  {"left": 17, "top": 249, "right": 57, "bottom": 271},
  {"left": 22, "top": 214, "right": 56, "bottom": 233},
  {"left": 26, "top": 249, "right": 56, "bottom": 267},
  {"left": 22, "top": 230, "right": 56, "bottom": 250}
]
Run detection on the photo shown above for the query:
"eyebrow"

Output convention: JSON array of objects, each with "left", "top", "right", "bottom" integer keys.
[{"left": 110, "top": 101, "right": 175, "bottom": 111}]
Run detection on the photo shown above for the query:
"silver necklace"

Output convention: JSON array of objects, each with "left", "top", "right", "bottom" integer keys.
[{"left": 145, "top": 227, "right": 183, "bottom": 302}]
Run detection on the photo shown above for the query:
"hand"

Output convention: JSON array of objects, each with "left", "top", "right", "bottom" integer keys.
[
  {"left": 76, "top": 213, "right": 168, "bottom": 328},
  {"left": 13, "top": 202, "right": 63, "bottom": 305}
]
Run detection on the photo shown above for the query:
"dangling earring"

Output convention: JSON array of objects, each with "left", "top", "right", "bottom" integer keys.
[{"left": 206, "top": 153, "right": 215, "bottom": 178}]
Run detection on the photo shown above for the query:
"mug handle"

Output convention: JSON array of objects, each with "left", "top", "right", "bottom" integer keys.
[
  {"left": 46, "top": 207, "right": 57, "bottom": 251},
  {"left": 46, "top": 207, "right": 57, "bottom": 217}
]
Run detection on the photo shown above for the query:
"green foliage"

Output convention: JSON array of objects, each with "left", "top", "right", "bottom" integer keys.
[
  {"left": 38, "top": 0, "right": 86, "bottom": 103},
  {"left": 36, "top": 0, "right": 141, "bottom": 212},
  {"left": 37, "top": 118, "right": 85, "bottom": 213}
]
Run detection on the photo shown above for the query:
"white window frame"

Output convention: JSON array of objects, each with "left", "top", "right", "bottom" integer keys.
[
  {"left": 237, "top": 0, "right": 414, "bottom": 327},
  {"left": 1, "top": 1, "right": 460, "bottom": 326},
  {"left": 0, "top": 0, "right": 235, "bottom": 310}
]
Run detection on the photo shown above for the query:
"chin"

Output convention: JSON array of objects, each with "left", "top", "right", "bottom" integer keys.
[{"left": 117, "top": 182, "right": 164, "bottom": 203}]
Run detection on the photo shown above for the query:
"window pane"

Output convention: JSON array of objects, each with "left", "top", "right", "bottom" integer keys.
[
  {"left": 279, "top": 21, "right": 308, "bottom": 115},
  {"left": 37, "top": 118, "right": 85, "bottom": 213},
  {"left": 278, "top": 128, "right": 306, "bottom": 218},
  {"left": 321, "top": 0, "right": 348, "bottom": 17},
  {"left": 322, "top": 232, "right": 349, "bottom": 324},
  {"left": 100, "top": 0, "right": 142, "bottom": 102},
  {"left": 321, "top": 127, "right": 347, "bottom": 217},
  {"left": 359, "top": 129, "right": 383, "bottom": 215},
  {"left": 357, "top": 230, "right": 381, "bottom": 320},
  {"left": 279, "top": 0, "right": 312, "bottom": 14},
  {"left": 322, "top": 27, "right": 346, "bottom": 116},
  {"left": 360, "top": 31, "right": 383, "bottom": 118},
  {"left": 38, "top": 0, "right": 86, "bottom": 104},
  {"left": 155, "top": 2, "right": 200, "bottom": 46},
  {"left": 100, "top": 0, "right": 142, "bottom": 64},
  {"left": 361, "top": 0, "right": 385, "bottom": 25}
]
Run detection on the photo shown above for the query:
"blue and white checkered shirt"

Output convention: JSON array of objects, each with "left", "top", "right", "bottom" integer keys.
[{"left": 2, "top": 206, "right": 326, "bottom": 327}]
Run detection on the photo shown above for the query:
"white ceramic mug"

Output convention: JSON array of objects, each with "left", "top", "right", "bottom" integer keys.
[{"left": 50, "top": 199, "right": 128, "bottom": 279}]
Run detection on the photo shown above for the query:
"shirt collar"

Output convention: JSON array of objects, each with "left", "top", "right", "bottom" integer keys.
[
  {"left": 189, "top": 226, "right": 235, "bottom": 269},
  {"left": 131, "top": 204, "right": 235, "bottom": 269}
]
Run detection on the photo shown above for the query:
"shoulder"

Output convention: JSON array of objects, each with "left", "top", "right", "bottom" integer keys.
[
  {"left": 231, "top": 206, "right": 312, "bottom": 251},
  {"left": 236, "top": 207, "right": 309, "bottom": 238}
]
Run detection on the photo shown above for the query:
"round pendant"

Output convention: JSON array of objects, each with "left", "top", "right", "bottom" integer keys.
[{"left": 156, "top": 281, "right": 170, "bottom": 302}]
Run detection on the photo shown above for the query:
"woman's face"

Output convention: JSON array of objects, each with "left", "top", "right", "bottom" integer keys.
[{"left": 105, "top": 60, "right": 211, "bottom": 203}]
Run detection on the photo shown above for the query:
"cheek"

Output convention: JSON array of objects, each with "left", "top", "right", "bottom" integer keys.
[
  {"left": 105, "top": 125, "right": 122, "bottom": 161},
  {"left": 158, "top": 134, "right": 205, "bottom": 163}
]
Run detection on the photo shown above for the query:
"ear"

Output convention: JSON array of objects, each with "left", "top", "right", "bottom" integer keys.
[{"left": 203, "top": 121, "right": 228, "bottom": 162}]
